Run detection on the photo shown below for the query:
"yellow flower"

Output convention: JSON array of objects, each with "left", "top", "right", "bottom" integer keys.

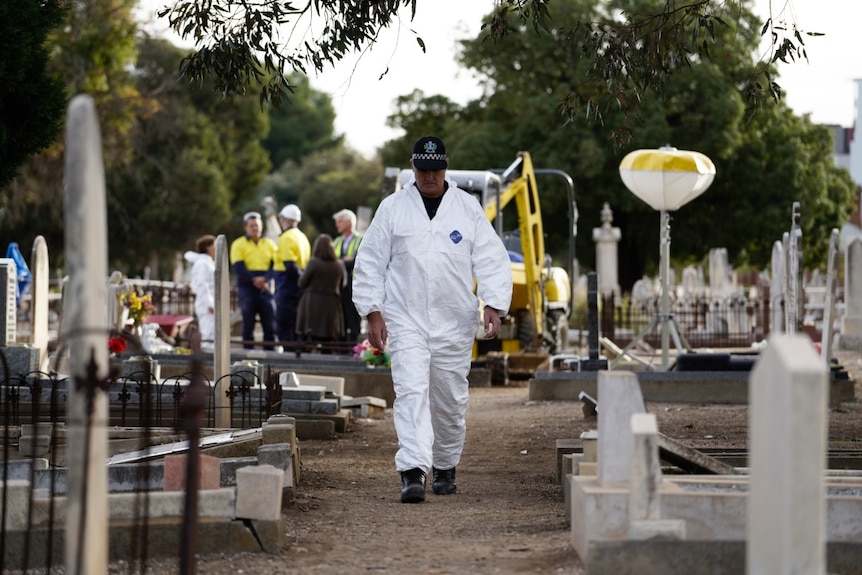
[{"left": 121, "top": 291, "right": 155, "bottom": 326}]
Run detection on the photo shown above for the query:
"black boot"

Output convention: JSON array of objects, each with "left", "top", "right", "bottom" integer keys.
[
  {"left": 400, "top": 468, "right": 426, "bottom": 503},
  {"left": 432, "top": 467, "right": 457, "bottom": 495}
]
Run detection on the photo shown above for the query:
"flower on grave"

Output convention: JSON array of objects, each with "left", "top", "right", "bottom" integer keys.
[
  {"left": 121, "top": 291, "right": 155, "bottom": 327},
  {"left": 108, "top": 336, "right": 127, "bottom": 354},
  {"left": 352, "top": 338, "right": 391, "bottom": 368}
]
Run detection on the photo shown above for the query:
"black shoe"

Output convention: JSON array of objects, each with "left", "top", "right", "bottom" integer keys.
[
  {"left": 400, "top": 468, "right": 426, "bottom": 503},
  {"left": 432, "top": 467, "right": 457, "bottom": 495}
]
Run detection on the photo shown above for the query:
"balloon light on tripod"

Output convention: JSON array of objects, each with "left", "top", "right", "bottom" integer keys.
[{"left": 617, "top": 146, "right": 716, "bottom": 369}]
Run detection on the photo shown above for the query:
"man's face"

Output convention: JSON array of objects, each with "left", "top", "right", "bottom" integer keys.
[
  {"left": 244, "top": 217, "right": 262, "bottom": 240},
  {"left": 411, "top": 163, "right": 446, "bottom": 197},
  {"left": 335, "top": 216, "right": 350, "bottom": 235}
]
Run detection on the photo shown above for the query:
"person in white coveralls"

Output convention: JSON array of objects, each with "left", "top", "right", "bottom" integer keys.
[
  {"left": 352, "top": 136, "right": 512, "bottom": 503},
  {"left": 184, "top": 234, "right": 216, "bottom": 351}
]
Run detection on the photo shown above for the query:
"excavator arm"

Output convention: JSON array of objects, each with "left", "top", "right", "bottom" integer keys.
[{"left": 484, "top": 152, "right": 547, "bottom": 349}]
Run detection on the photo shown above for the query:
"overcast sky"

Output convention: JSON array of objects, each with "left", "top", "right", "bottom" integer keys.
[{"left": 137, "top": 0, "right": 862, "bottom": 158}]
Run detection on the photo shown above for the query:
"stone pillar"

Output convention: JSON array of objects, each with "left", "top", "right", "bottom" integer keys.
[
  {"left": 840, "top": 236, "right": 862, "bottom": 350},
  {"left": 747, "top": 335, "right": 827, "bottom": 575},
  {"left": 213, "top": 234, "right": 231, "bottom": 427},
  {"left": 592, "top": 203, "right": 621, "bottom": 298},
  {"left": 30, "top": 236, "right": 50, "bottom": 371},
  {"left": 63, "top": 94, "right": 109, "bottom": 575}
]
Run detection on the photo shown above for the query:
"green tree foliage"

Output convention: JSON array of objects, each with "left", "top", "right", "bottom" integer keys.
[
  {"left": 287, "top": 146, "right": 383, "bottom": 240},
  {"left": 0, "top": 0, "right": 67, "bottom": 190},
  {"left": 107, "top": 37, "right": 271, "bottom": 276},
  {"left": 382, "top": 0, "right": 854, "bottom": 288},
  {"left": 262, "top": 74, "right": 342, "bottom": 169},
  {"left": 159, "top": 0, "right": 815, "bottom": 127},
  {"left": 0, "top": 0, "right": 141, "bottom": 269}
]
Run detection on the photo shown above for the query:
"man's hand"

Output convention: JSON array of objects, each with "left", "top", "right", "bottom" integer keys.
[
  {"left": 366, "top": 311, "right": 388, "bottom": 351},
  {"left": 483, "top": 307, "right": 502, "bottom": 339},
  {"left": 252, "top": 276, "right": 267, "bottom": 291}
]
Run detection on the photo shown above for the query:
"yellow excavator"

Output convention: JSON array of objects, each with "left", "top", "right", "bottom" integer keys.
[{"left": 385, "top": 152, "right": 577, "bottom": 363}]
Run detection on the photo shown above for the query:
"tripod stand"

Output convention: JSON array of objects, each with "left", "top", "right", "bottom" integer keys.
[
  {"left": 609, "top": 311, "right": 692, "bottom": 370},
  {"left": 609, "top": 211, "right": 692, "bottom": 370}
]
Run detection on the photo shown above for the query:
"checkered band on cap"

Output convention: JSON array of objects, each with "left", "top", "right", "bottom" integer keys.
[{"left": 412, "top": 152, "right": 447, "bottom": 162}]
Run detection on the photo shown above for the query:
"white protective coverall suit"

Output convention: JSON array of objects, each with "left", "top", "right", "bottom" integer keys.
[
  {"left": 352, "top": 177, "right": 512, "bottom": 473},
  {"left": 184, "top": 250, "right": 215, "bottom": 347}
]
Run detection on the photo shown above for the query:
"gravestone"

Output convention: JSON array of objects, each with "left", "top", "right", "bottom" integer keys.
[
  {"left": 708, "top": 248, "right": 731, "bottom": 298},
  {"left": 628, "top": 412, "right": 685, "bottom": 541},
  {"left": 592, "top": 202, "right": 621, "bottom": 298},
  {"left": 597, "top": 371, "right": 646, "bottom": 486},
  {"left": 680, "top": 265, "right": 701, "bottom": 298},
  {"left": 0, "top": 259, "right": 40, "bottom": 377},
  {"left": 213, "top": 234, "right": 231, "bottom": 427},
  {"left": 821, "top": 229, "right": 839, "bottom": 361},
  {"left": 63, "top": 94, "right": 111, "bottom": 574},
  {"left": 770, "top": 240, "right": 785, "bottom": 335},
  {"left": 0, "top": 259, "right": 17, "bottom": 346},
  {"left": 30, "top": 236, "right": 50, "bottom": 371},
  {"left": 839, "top": 237, "right": 862, "bottom": 350},
  {"left": 106, "top": 270, "right": 131, "bottom": 332},
  {"left": 747, "top": 335, "right": 827, "bottom": 575}
]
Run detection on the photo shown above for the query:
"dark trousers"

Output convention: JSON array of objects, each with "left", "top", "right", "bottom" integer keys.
[
  {"left": 276, "top": 294, "right": 300, "bottom": 344},
  {"left": 341, "top": 283, "right": 361, "bottom": 342},
  {"left": 239, "top": 288, "right": 275, "bottom": 350}
]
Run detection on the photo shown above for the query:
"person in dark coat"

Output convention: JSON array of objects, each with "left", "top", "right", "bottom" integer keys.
[{"left": 296, "top": 234, "right": 345, "bottom": 348}]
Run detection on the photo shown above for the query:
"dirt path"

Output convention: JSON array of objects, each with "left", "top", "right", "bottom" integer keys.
[
  {"left": 199, "top": 386, "right": 587, "bottom": 574},
  {"left": 137, "top": 348, "right": 862, "bottom": 574}
]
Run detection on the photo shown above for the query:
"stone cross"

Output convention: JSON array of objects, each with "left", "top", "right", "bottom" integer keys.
[
  {"left": 747, "top": 335, "right": 827, "bottom": 575},
  {"left": 63, "top": 94, "right": 109, "bottom": 574},
  {"left": 29, "top": 236, "right": 50, "bottom": 371},
  {"left": 213, "top": 234, "right": 232, "bottom": 427}
]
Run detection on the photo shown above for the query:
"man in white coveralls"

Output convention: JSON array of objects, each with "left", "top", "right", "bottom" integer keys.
[{"left": 352, "top": 136, "right": 512, "bottom": 503}]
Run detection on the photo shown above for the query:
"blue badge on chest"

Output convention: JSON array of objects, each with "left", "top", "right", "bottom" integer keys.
[{"left": 449, "top": 230, "right": 462, "bottom": 244}]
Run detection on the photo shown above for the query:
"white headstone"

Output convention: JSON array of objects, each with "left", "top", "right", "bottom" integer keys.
[
  {"left": 106, "top": 270, "right": 130, "bottom": 332},
  {"left": 597, "top": 370, "right": 646, "bottom": 486},
  {"left": 680, "top": 265, "right": 700, "bottom": 298},
  {"left": 30, "top": 236, "right": 50, "bottom": 371},
  {"left": 840, "top": 237, "right": 862, "bottom": 342},
  {"left": 628, "top": 412, "right": 661, "bottom": 522},
  {"left": 708, "top": 248, "right": 730, "bottom": 298},
  {"left": 0, "top": 259, "right": 17, "bottom": 346},
  {"left": 747, "top": 335, "right": 827, "bottom": 575},
  {"left": 213, "top": 234, "right": 231, "bottom": 427},
  {"left": 63, "top": 94, "right": 109, "bottom": 575},
  {"left": 770, "top": 240, "right": 785, "bottom": 335},
  {"left": 821, "top": 229, "right": 839, "bottom": 361}
]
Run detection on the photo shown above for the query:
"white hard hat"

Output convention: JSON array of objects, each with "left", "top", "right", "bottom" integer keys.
[{"left": 279, "top": 204, "right": 301, "bottom": 222}]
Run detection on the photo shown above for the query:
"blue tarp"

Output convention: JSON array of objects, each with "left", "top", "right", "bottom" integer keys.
[{"left": 5, "top": 243, "right": 31, "bottom": 307}]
